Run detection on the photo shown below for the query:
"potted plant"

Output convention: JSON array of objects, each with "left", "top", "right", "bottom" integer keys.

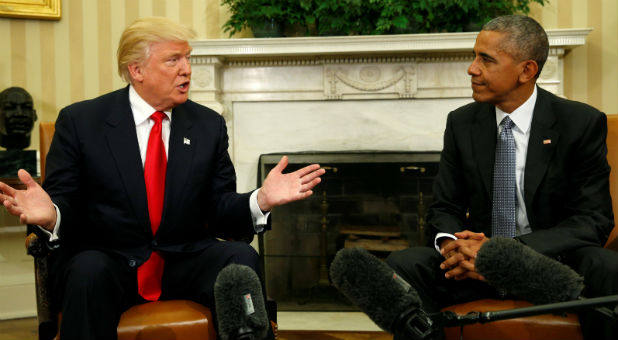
[
  {"left": 374, "top": 0, "right": 548, "bottom": 34},
  {"left": 221, "top": 0, "right": 286, "bottom": 37},
  {"left": 221, "top": 0, "right": 547, "bottom": 38}
]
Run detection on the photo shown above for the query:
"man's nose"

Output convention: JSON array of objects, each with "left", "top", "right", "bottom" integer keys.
[
  {"left": 180, "top": 57, "right": 191, "bottom": 76},
  {"left": 468, "top": 59, "right": 480, "bottom": 76}
]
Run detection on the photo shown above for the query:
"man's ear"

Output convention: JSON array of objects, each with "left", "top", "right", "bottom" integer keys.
[
  {"left": 519, "top": 60, "right": 539, "bottom": 83},
  {"left": 127, "top": 62, "right": 143, "bottom": 83}
]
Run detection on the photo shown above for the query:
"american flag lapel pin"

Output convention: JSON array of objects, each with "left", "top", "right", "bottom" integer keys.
[
  {"left": 543, "top": 139, "right": 551, "bottom": 145},
  {"left": 183, "top": 137, "right": 191, "bottom": 145}
]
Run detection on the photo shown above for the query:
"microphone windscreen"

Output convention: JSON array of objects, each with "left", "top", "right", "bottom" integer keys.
[
  {"left": 214, "top": 264, "right": 269, "bottom": 340},
  {"left": 330, "top": 247, "right": 422, "bottom": 332},
  {"left": 476, "top": 237, "right": 584, "bottom": 305}
]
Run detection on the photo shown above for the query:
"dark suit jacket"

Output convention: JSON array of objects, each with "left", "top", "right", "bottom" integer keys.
[
  {"left": 43, "top": 86, "right": 260, "bottom": 267},
  {"left": 427, "top": 87, "right": 614, "bottom": 258}
]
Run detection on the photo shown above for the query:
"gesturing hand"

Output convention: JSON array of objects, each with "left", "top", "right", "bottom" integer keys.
[
  {"left": 257, "top": 156, "right": 326, "bottom": 212},
  {"left": 0, "top": 169, "right": 56, "bottom": 231}
]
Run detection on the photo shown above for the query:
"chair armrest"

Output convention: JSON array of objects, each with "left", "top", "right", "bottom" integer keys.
[
  {"left": 26, "top": 232, "right": 49, "bottom": 258},
  {"left": 25, "top": 232, "right": 58, "bottom": 340}
]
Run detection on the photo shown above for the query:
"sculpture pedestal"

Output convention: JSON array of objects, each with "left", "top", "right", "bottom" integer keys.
[{"left": 0, "top": 150, "right": 37, "bottom": 178}]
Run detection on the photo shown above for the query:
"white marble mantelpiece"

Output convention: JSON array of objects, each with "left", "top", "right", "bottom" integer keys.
[
  {"left": 189, "top": 29, "right": 590, "bottom": 194},
  {"left": 191, "top": 28, "right": 590, "bottom": 56}
]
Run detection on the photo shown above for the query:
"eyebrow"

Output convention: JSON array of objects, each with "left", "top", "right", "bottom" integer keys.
[{"left": 478, "top": 51, "right": 497, "bottom": 62}]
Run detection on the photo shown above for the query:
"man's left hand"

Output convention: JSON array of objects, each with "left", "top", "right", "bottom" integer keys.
[
  {"left": 440, "top": 230, "right": 489, "bottom": 281},
  {"left": 257, "top": 156, "right": 325, "bottom": 212}
]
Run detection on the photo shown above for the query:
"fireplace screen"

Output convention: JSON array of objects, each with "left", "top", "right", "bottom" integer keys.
[{"left": 257, "top": 151, "right": 439, "bottom": 311}]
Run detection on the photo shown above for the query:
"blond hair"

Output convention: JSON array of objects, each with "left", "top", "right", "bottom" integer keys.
[{"left": 117, "top": 17, "right": 196, "bottom": 83}]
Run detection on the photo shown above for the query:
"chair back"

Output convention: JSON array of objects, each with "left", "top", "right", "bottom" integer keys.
[
  {"left": 605, "top": 114, "right": 618, "bottom": 250},
  {"left": 39, "top": 122, "right": 55, "bottom": 181}
]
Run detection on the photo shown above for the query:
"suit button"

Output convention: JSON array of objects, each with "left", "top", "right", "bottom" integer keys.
[
  {"left": 128, "top": 259, "right": 137, "bottom": 268},
  {"left": 152, "top": 240, "right": 158, "bottom": 247}
]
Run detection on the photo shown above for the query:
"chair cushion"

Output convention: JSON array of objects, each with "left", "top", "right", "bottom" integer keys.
[
  {"left": 117, "top": 300, "right": 216, "bottom": 340},
  {"left": 442, "top": 299, "right": 582, "bottom": 340}
]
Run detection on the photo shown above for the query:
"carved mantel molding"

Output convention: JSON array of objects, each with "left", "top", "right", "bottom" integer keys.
[
  {"left": 191, "top": 29, "right": 590, "bottom": 57},
  {"left": 190, "top": 29, "right": 591, "bottom": 115}
]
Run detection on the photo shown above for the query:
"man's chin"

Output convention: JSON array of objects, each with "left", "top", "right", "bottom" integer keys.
[{"left": 471, "top": 92, "right": 493, "bottom": 104}]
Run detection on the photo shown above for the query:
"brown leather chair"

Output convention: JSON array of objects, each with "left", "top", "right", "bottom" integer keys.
[
  {"left": 442, "top": 114, "right": 618, "bottom": 340},
  {"left": 27, "top": 122, "right": 276, "bottom": 340}
]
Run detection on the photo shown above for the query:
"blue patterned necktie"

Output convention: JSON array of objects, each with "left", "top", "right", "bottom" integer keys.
[{"left": 492, "top": 116, "right": 517, "bottom": 238}]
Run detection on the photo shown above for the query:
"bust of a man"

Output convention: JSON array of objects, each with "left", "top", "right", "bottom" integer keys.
[{"left": 0, "top": 87, "right": 37, "bottom": 150}]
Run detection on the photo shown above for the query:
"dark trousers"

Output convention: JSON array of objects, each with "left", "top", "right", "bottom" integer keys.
[
  {"left": 386, "top": 246, "right": 617, "bottom": 340},
  {"left": 53, "top": 241, "right": 264, "bottom": 340}
]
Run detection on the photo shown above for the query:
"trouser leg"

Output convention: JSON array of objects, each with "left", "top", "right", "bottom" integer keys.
[
  {"left": 568, "top": 246, "right": 618, "bottom": 340},
  {"left": 56, "top": 250, "right": 136, "bottom": 340},
  {"left": 386, "top": 246, "right": 501, "bottom": 340},
  {"left": 161, "top": 240, "right": 274, "bottom": 339}
]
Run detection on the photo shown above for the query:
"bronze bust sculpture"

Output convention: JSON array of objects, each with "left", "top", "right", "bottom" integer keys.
[
  {"left": 0, "top": 87, "right": 38, "bottom": 177},
  {"left": 0, "top": 87, "right": 38, "bottom": 150}
]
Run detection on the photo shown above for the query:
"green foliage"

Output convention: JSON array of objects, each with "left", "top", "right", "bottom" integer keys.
[{"left": 221, "top": 0, "right": 548, "bottom": 37}]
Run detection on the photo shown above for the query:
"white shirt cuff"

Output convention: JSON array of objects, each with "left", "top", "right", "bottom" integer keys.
[
  {"left": 434, "top": 232, "right": 456, "bottom": 253},
  {"left": 250, "top": 189, "right": 270, "bottom": 233},
  {"left": 36, "top": 203, "right": 61, "bottom": 242}
]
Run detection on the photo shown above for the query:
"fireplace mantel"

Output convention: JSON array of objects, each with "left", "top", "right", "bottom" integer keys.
[
  {"left": 191, "top": 29, "right": 590, "bottom": 56},
  {"left": 188, "top": 29, "right": 590, "bottom": 194}
]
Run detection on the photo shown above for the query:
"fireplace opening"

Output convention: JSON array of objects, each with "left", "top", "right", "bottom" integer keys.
[{"left": 257, "top": 151, "right": 440, "bottom": 311}]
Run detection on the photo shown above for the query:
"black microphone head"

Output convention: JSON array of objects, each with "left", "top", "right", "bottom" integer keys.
[
  {"left": 476, "top": 237, "right": 584, "bottom": 305},
  {"left": 214, "top": 264, "right": 269, "bottom": 340},
  {"left": 330, "top": 247, "right": 422, "bottom": 332}
]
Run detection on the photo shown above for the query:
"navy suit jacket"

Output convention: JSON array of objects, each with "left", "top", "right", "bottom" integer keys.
[
  {"left": 427, "top": 87, "right": 614, "bottom": 258},
  {"left": 43, "top": 86, "right": 258, "bottom": 267}
]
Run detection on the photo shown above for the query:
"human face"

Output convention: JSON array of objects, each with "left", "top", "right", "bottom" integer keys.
[
  {"left": 468, "top": 30, "right": 528, "bottom": 113},
  {"left": 130, "top": 40, "right": 192, "bottom": 111},
  {"left": 0, "top": 90, "right": 36, "bottom": 137}
]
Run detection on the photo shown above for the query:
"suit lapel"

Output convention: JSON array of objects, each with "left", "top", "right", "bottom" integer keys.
[
  {"left": 104, "top": 88, "right": 151, "bottom": 232},
  {"left": 524, "top": 88, "right": 559, "bottom": 209},
  {"left": 472, "top": 104, "right": 497, "bottom": 198},
  {"left": 161, "top": 104, "right": 194, "bottom": 225}
]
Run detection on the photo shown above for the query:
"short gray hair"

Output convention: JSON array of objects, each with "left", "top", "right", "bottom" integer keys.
[{"left": 482, "top": 15, "right": 549, "bottom": 78}]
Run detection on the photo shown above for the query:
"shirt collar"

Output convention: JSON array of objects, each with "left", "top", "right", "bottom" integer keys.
[
  {"left": 495, "top": 85, "right": 537, "bottom": 134},
  {"left": 129, "top": 85, "right": 172, "bottom": 125}
]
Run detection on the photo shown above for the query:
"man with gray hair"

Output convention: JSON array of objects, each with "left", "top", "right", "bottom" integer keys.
[
  {"left": 386, "top": 15, "right": 616, "bottom": 339},
  {"left": 0, "top": 17, "right": 324, "bottom": 339}
]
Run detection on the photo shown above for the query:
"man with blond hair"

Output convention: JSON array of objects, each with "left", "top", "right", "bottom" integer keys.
[{"left": 0, "top": 17, "right": 324, "bottom": 339}]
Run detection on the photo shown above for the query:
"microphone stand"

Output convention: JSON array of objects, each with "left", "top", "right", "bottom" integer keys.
[{"left": 434, "top": 295, "right": 618, "bottom": 328}]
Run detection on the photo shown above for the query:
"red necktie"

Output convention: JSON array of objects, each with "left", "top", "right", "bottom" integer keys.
[{"left": 138, "top": 111, "right": 167, "bottom": 301}]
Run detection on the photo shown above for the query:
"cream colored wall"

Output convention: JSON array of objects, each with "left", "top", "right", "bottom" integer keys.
[
  {"left": 0, "top": 0, "right": 235, "bottom": 152},
  {"left": 530, "top": 0, "right": 618, "bottom": 114}
]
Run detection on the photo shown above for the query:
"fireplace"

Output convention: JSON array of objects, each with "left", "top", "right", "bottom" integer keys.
[{"left": 257, "top": 151, "right": 439, "bottom": 311}]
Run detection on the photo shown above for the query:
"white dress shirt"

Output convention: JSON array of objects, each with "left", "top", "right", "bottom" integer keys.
[
  {"left": 435, "top": 86, "right": 538, "bottom": 251},
  {"left": 42, "top": 85, "right": 269, "bottom": 241}
]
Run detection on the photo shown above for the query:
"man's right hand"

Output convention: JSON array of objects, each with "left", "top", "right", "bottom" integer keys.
[
  {"left": 439, "top": 231, "right": 488, "bottom": 281},
  {"left": 0, "top": 169, "right": 56, "bottom": 231}
]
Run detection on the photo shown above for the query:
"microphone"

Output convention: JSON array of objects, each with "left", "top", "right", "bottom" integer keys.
[
  {"left": 214, "top": 264, "right": 269, "bottom": 340},
  {"left": 475, "top": 237, "right": 584, "bottom": 305},
  {"left": 330, "top": 247, "right": 439, "bottom": 339},
  {"left": 473, "top": 237, "right": 618, "bottom": 321}
]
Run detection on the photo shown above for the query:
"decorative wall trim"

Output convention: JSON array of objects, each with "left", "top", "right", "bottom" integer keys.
[{"left": 191, "top": 29, "right": 591, "bottom": 58}]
